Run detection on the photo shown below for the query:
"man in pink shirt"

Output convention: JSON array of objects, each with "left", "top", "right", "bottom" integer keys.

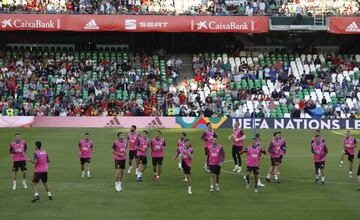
[
  {"left": 340, "top": 131, "right": 358, "bottom": 178},
  {"left": 127, "top": 125, "right": 140, "bottom": 175},
  {"left": 311, "top": 135, "right": 328, "bottom": 185},
  {"left": 243, "top": 138, "right": 266, "bottom": 193},
  {"left": 113, "top": 132, "right": 128, "bottom": 192},
  {"left": 9, "top": 133, "right": 28, "bottom": 190},
  {"left": 207, "top": 138, "right": 225, "bottom": 192},
  {"left": 27, "top": 141, "right": 52, "bottom": 203},
  {"left": 78, "top": 132, "right": 94, "bottom": 178},
  {"left": 151, "top": 131, "right": 166, "bottom": 181}
]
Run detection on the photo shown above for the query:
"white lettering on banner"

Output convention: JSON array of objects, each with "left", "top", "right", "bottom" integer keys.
[
  {"left": 285, "top": 120, "right": 295, "bottom": 129},
  {"left": 274, "top": 119, "right": 284, "bottom": 129},
  {"left": 259, "top": 120, "right": 269, "bottom": 129},
  {"left": 139, "top": 22, "right": 168, "bottom": 28},
  {"left": 292, "top": 119, "right": 303, "bottom": 129},
  {"left": 308, "top": 120, "right": 320, "bottom": 129},
  {"left": 14, "top": 19, "right": 55, "bottom": 29},
  {"left": 243, "top": 119, "right": 252, "bottom": 129},
  {"left": 193, "top": 20, "right": 254, "bottom": 31},
  {"left": 332, "top": 120, "right": 340, "bottom": 129},
  {"left": 355, "top": 120, "right": 360, "bottom": 129},
  {"left": 320, "top": 120, "right": 331, "bottom": 129}
]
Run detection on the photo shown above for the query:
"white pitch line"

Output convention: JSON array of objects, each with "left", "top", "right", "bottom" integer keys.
[
  {"left": 222, "top": 170, "right": 354, "bottom": 185},
  {"left": 331, "top": 131, "right": 346, "bottom": 137}
]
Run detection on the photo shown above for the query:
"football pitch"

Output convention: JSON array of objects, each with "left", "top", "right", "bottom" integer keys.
[{"left": 0, "top": 128, "right": 359, "bottom": 220}]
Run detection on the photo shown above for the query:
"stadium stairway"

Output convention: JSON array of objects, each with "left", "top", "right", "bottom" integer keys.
[{"left": 178, "top": 54, "right": 193, "bottom": 81}]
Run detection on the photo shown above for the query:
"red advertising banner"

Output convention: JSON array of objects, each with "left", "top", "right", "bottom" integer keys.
[
  {"left": 328, "top": 17, "right": 360, "bottom": 34},
  {"left": 0, "top": 14, "right": 268, "bottom": 33}
]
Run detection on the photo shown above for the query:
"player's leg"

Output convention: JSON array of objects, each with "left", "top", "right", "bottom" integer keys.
[
  {"left": 157, "top": 158, "right": 163, "bottom": 179},
  {"left": 118, "top": 161, "right": 125, "bottom": 191},
  {"left": 178, "top": 157, "right": 182, "bottom": 171},
  {"left": 135, "top": 156, "right": 140, "bottom": 175},
  {"left": 31, "top": 173, "right": 40, "bottom": 202},
  {"left": 128, "top": 152, "right": 133, "bottom": 173},
  {"left": 349, "top": 155, "right": 354, "bottom": 178},
  {"left": 204, "top": 148, "right": 210, "bottom": 172},
  {"left": 254, "top": 168, "right": 259, "bottom": 192},
  {"left": 266, "top": 160, "right": 274, "bottom": 182},
  {"left": 320, "top": 162, "right": 325, "bottom": 185},
  {"left": 236, "top": 148, "right": 242, "bottom": 173},
  {"left": 42, "top": 173, "right": 52, "bottom": 200},
  {"left": 274, "top": 164, "right": 280, "bottom": 183},
  {"left": 114, "top": 161, "right": 121, "bottom": 191},
  {"left": 245, "top": 167, "right": 250, "bottom": 189},
  {"left": 215, "top": 166, "right": 220, "bottom": 191},
  {"left": 182, "top": 161, "right": 188, "bottom": 182},
  {"left": 20, "top": 161, "right": 27, "bottom": 189},
  {"left": 186, "top": 173, "right": 192, "bottom": 194},
  {"left": 314, "top": 163, "right": 320, "bottom": 183},
  {"left": 357, "top": 163, "right": 360, "bottom": 190},
  {"left": 87, "top": 161, "right": 91, "bottom": 178},
  {"left": 152, "top": 157, "right": 158, "bottom": 180},
  {"left": 80, "top": 159, "right": 85, "bottom": 177},
  {"left": 340, "top": 151, "right": 345, "bottom": 167},
  {"left": 12, "top": 167, "right": 17, "bottom": 190},
  {"left": 209, "top": 172, "right": 214, "bottom": 192},
  {"left": 232, "top": 147, "right": 239, "bottom": 172}
]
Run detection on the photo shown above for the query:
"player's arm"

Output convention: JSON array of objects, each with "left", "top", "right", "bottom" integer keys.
[
  {"left": 238, "top": 131, "right": 246, "bottom": 141},
  {"left": 112, "top": 143, "right": 118, "bottom": 156},
  {"left": 310, "top": 145, "right": 315, "bottom": 154},
  {"left": 261, "top": 148, "right": 267, "bottom": 155},
  {"left": 24, "top": 143, "right": 27, "bottom": 153},
  {"left": 239, "top": 148, "right": 247, "bottom": 155},
  {"left": 9, "top": 145, "right": 14, "bottom": 154},
  {"left": 163, "top": 140, "right": 166, "bottom": 148},
  {"left": 220, "top": 147, "right": 225, "bottom": 164},
  {"left": 324, "top": 144, "right": 328, "bottom": 155},
  {"left": 354, "top": 139, "right": 357, "bottom": 148},
  {"left": 91, "top": 143, "right": 94, "bottom": 153},
  {"left": 47, "top": 155, "right": 50, "bottom": 163},
  {"left": 172, "top": 149, "right": 180, "bottom": 160},
  {"left": 27, "top": 153, "right": 38, "bottom": 164},
  {"left": 201, "top": 132, "right": 206, "bottom": 141},
  {"left": 268, "top": 142, "right": 273, "bottom": 154},
  {"left": 282, "top": 141, "right": 287, "bottom": 154}
]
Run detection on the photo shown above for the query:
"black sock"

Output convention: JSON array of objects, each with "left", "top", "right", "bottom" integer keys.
[{"left": 246, "top": 175, "right": 250, "bottom": 184}]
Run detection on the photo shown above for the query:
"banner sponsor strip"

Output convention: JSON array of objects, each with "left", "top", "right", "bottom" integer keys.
[
  {"left": 0, "top": 14, "right": 268, "bottom": 33},
  {"left": 328, "top": 17, "right": 360, "bottom": 34}
]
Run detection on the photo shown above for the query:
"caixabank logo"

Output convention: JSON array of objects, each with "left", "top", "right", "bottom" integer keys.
[
  {"left": 191, "top": 20, "right": 255, "bottom": 31},
  {"left": 1, "top": 18, "right": 61, "bottom": 30}
]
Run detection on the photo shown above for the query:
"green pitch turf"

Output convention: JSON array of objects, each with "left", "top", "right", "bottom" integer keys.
[{"left": 0, "top": 128, "right": 359, "bottom": 220}]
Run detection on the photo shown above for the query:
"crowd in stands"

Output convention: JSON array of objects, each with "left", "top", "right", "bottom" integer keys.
[
  {"left": 0, "top": 0, "right": 359, "bottom": 16},
  {"left": 0, "top": 45, "right": 360, "bottom": 118}
]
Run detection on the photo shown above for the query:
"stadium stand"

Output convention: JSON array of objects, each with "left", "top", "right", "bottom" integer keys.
[
  {"left": 0, "top": 0, "right": 359, "bottom": 16},
  {"left": 0, "top": 45, "right": 359, "bottom": 118}
]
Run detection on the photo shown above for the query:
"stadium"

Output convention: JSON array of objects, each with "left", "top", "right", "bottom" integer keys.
[{"left": 0, "top": 1, "right": 360, "bottom": 220}]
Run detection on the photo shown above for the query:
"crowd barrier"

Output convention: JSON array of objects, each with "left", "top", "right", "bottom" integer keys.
[{"left": 0, "top": 117, "right": 359, "bottom": 129}]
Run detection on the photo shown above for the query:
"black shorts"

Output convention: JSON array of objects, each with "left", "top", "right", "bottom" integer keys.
[
  {"left": 344, "top": 151, "right": 354, "bottom": 162},
  {"left": 209, "top": 165, "right": 221, "bottom": 175},
  {"left": 315, "top": 161, "right": 325, "bottom": 170},
  {"left": 80, "top": 158, "right": 91, "bottom": 165},
  {"left": 32, "top": 172, "right": 48, "bottom": 183},
  {"left": 182, "top": 161, "right": 191, "bottom": 175},
  {"left": 115, "top": 160, "right": 126, "bottom": 169},
  {"left": 129, "top": 150, "right": 137, "bottom": 160},
  {"left": 271, "top": 157, "right": 280, "bottom": 166},
  {"left": 232, "top": 146, "right": 243, "bottom": 154},
  {"left": 246, "top": 166, "right": 260, "bottom": 175},
  {"left": 139, "top": 156, "right": 147, "bottom": 165},
  {"left": 12, "top": 160, "right": 27, "bottom": 172},
  {"left": 152, "top": 157, "right": 163, "bottom": 166},
  {"left": 204, "top": 147, "right": 208, "bottom": 155},
  {"left": 279, "top": 155, "right": 284, "bottom": 163}
]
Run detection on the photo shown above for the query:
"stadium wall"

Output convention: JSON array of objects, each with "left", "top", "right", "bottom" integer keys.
[{"left": 0, "top": 117, "right": 360, "bottom": 130}]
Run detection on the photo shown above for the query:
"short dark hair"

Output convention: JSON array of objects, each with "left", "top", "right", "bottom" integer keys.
[
  {"left": 255, "top": 133, "right": 260, "bottom": 138},
  {"left": 84, "top": 132, "right": 89, "bottom": 135},
  {"left": 316, "top": 129, "right": 321, "bottom": 133},
  {"left": 315, "top": 135, "right": 320, "bottom": 138},
  {"left": 252, "top": 138, "right": 257, "bottom": 141},
  {"left": 206, "top": 122, "right": 211, "bottom": 126},
  {"left": 273, "top": 132, "right": 278, "bottom": 136},
  {"left": 185, "top": 139, "right": 190, "bottom": 142},
  {"left": 15, "top": 133, "right": 20, "bottom": 136},
  {"left": 35, "top": 141, "right": 42, "bottom": 148},
  {"left": 143, "top": 131, "right": 148, "bottom": 135},
  {"left": 131, "top": 125, "right": 137, "bottom": 130},
  {"left": 181, "top": 132, "right": 186, "bottom": 137},
  {"left": 156, "top": 131, "right": 161, "bottom": 135},
  {"left": 117, "top": 132, "right": 122, "bottom": 137}
]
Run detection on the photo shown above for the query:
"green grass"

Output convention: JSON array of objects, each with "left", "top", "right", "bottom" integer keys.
[{"left": 0, "top": 128, "right": 359, "bottom": 220}]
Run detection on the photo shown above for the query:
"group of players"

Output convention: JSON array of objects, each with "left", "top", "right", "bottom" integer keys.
[{"left": 8, "top": 124, "right": 360, "bottom": 202}]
